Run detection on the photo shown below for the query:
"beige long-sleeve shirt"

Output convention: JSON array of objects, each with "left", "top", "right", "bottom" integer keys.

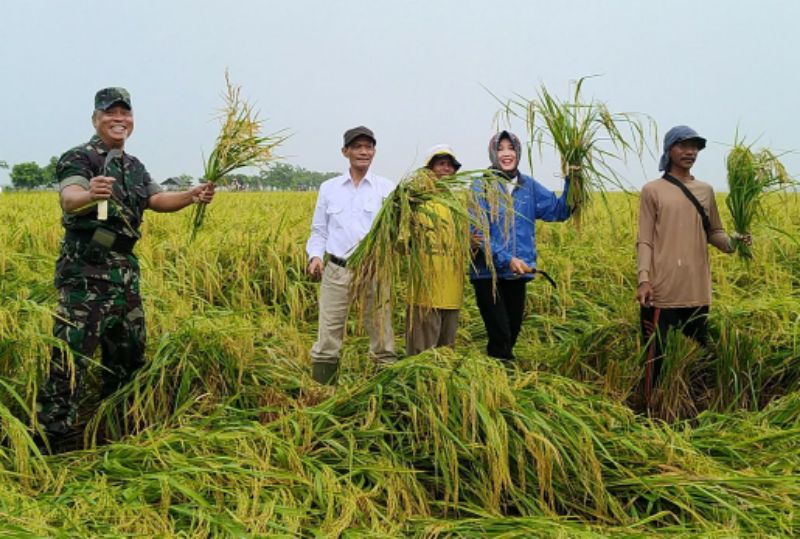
[{"left": 637, "top": 176, "right": 733, "bottom": 307}]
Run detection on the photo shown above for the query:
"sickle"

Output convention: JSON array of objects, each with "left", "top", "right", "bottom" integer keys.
[{"left": 527, "top": 269, "right": 557, "bottom": 289}]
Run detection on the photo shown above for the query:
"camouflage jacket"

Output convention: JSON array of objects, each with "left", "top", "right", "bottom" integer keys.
[
  {"left": 55, "top": 136, "right": 162, "bottom": 288},
  {"left": 57, "top": 135, "right": 162, "bottom": 238}
]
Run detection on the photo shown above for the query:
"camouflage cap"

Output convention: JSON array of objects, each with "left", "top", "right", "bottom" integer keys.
[{"left": 94, "top": 87, "right": 132, "bottom": 111}]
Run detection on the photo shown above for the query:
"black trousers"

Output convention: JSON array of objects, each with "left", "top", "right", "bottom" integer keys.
[
  {"left": 472, "top": 279, "right": 527, "bottom": 360},
  {"left": 640, "top": 305, "right": 709, "bottom": 404}
]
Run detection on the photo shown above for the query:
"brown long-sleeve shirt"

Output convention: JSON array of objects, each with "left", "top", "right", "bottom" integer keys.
[{"left": 637, "top": 176, "right": 733, "bottom": 307}]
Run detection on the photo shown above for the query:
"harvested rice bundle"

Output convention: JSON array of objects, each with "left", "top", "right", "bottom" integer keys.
[
  {"left": 726, "top": 139, "right": 792, "bottom": 260},
  {"left": 500, "top": 77, "right": 652, "bottom": 226},
  {"left": 347, "top": 168, "right": 508, "bottom": 318},
  {"left": 190, "top": 72, "right": 283, "bottom": 239}
]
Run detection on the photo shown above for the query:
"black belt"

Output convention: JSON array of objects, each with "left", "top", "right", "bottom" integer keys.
[
  {"left": 327, "top": 254, "right": 347, "bottom": 268},
  {"left": 64, "top": 229, "right": 138, "bottom": 255}
]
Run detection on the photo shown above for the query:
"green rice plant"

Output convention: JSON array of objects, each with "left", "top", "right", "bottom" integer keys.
[
  {"left": 725, "top": 137, "right": 792, "bottom": 260},
  {"left": 0, "top": 396, "right": 51, "bottom": 484},
  {"left": 189, "top": 71, "right": 284, "bottom": 240},
  {"left": 297, "top": 350, "right": 800, "bottom": 533},
  {"left": 647, "top": 330, "right": 706, "bottom": 422},
  {"left": 347, "top": 168, "right": 509, "bottom": 323},
  {"left": 497, "top": 77, "right": 653, "bottom": 227},
  {"left": 1, "top": 191, "right": 799, "bottom": 536},
  {"left": 689, "top": 391, "right": 800, "bottom": 471},
  {"left": 85, "top": 309, "right": 311, "bottom": 444}
]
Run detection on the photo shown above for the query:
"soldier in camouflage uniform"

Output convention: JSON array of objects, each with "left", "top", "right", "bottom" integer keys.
[{"left": 37, "top": 87, "right": 215, "bottom": 451}]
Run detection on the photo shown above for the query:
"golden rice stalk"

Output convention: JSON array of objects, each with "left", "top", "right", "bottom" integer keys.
[
  {"left": 497, "top": 76, "right": 654, "bottom": 228},
  {"left": 348, "top": 168, "right": 510, "bottom": 324},
  {"left": 190, "top": 71, "right": 284, "bottom": 240}
]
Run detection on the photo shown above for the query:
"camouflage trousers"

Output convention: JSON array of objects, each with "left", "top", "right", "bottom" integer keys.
[{"left": 37, "top": 275, "right": 146, "bottom": 436}]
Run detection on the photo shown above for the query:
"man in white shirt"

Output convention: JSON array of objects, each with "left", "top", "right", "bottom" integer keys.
[{"left": 306, "top": 126, "right": 396, "bottom": 384}]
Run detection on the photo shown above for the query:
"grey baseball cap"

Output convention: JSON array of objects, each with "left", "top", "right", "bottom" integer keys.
[{"left": 343, "top": 126, "right": 376, "bottom": 147}]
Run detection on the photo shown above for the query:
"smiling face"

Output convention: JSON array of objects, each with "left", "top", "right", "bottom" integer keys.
[
  {"left": 342, "top": 136, "right": 376, "bottom": 174},
  {"left": 668, "top": 139, "right": 702, "bottom": 173},
  {"left": 429, "top": 155, "right": 456, "bottom": 178},
  {"left": 92, "top": 104, "right": 133, "bottom": 149},
  {"left": 496, "top": 137, "right": 519, "bottom": 175}
]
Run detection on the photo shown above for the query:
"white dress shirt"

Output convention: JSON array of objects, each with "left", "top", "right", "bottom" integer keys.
[{"left": 306, "top": 170, "right": 395, "bottom": 261}]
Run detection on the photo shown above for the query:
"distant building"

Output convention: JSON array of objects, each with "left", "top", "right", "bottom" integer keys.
[{"left": 160, "top": 177, "right": 192, "bottom": 191}]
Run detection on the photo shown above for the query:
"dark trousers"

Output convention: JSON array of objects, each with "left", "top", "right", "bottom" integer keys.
[
  {"left": 472, "top": 279, "right": 527, "bottom": 360},
  {"left": 640, "top": 305, "right": 709, "bottom": 404}
]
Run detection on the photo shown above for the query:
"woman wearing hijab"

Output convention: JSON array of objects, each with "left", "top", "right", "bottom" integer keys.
[{"left": 470, "top": 130, "right": 571, "bottom": 362}]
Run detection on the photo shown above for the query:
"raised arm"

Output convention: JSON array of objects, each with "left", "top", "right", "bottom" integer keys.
[
  {"left": 534, "top": 177, "right": 571, "bottom": 222},
  {"left": 148, "top": 184, "right": 214, "bottom": 212},
  {"left": 60, "top": 181, "right": 112, "bottom": 214},
  {"left": 57, "top": 150, "right": 110, "bottom": 214}
]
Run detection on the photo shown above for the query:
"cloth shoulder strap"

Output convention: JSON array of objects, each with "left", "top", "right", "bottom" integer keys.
[{"left": 662, "top": 173, "right": 710, "bottom": 237}]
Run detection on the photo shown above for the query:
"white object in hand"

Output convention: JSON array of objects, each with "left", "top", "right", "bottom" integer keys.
[{"left": 98, "top": 200, "right": 108, "bottom": 220}]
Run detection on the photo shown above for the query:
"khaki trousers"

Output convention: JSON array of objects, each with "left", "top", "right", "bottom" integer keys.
[
  {"left": 310, "top": 262, "right": 395, "bottom": 365},
  {"left": 405, "top": 306, "right": 460, "bottom": 356}
]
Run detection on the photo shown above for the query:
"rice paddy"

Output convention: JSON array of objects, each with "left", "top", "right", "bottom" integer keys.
[{"left": 1, "top": 189, "right": 798, "bottom": 536}]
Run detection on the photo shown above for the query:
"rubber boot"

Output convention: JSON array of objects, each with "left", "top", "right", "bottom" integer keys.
[{"left": 311, "top": 361, "right": 338, "bottom": 385}]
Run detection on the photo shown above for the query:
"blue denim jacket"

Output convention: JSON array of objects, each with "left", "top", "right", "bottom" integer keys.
[{"left": 470, "top": 173, "right": 570, "bottom": 281}]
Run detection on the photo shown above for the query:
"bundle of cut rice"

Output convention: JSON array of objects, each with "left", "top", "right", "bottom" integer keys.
[
  {"left": 498, "top": 76, "right": 653, "bottom": 227},
  {"left": 190, "top": 72, "right": 284, "bottom": 240},
  {"left": 347, "top": 168, "right": 509, "bottom": 318},
  {"left": 726, "top": 138, "right": 791, "bottom": 260}
]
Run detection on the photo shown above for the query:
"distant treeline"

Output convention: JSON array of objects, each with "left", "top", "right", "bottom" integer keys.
[
  {"left": 4, "top": 157, "right": 58, "bottom": 190},
  {"left": 223, "top": 163, "right": 338, "bottom": 191},
  {"left": 1, "top": 158, "right": 336, "bottom": 191}
]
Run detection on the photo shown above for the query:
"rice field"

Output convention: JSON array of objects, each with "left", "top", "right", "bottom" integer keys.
[{"left": 0, "top": 190, "right": 798, "bottom": 537}]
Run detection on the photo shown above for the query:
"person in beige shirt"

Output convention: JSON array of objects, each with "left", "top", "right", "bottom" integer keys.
[{"left": 636, "top": 125, "right": 750, "bottom": 408}]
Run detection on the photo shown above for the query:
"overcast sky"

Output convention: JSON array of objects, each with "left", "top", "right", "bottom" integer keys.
[{"left": 1, "top": 1, "right": 797, "bottom": 191}]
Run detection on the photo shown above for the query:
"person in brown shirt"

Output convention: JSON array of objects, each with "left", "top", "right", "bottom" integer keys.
[{"left": 636, "top": 125, "right": 750, "bottom": 408}]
